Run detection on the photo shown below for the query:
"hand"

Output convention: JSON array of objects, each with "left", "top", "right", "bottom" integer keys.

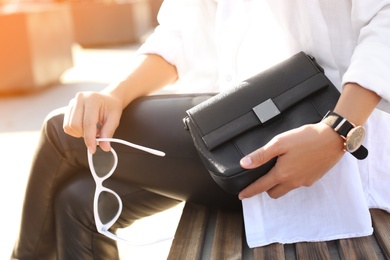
[
  {"left": 63, "top": 91, "right": 123, "bottom": 154},
  {"left": 238, "top": 123, "right": 344, "bottom": 199}
]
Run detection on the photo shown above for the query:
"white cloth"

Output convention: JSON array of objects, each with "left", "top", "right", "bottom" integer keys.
[{"left": 138, "top": 0, "right": 390, "bottom": 247}]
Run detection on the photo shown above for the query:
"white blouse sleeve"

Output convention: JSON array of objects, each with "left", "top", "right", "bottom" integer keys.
[
  {"left": 136, "top": 0, "right": 196, "bottom": 79},
  {"left": 342, "top": 1, "right": 390, "bottom": 112}
]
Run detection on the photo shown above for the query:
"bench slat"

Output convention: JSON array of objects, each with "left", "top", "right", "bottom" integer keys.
[
  {"left": 295, "top": 242, "right": 330, "bottom": 260},
  {"left": 168, "top": 204, "right": 390, "bottom": 259},
  {"left": 210, "top": 209, "right": 243, "bottom": 260},
  {"left": 253, "top": 243, "right": 285, "bottom": 260},
  {"left": 167, "top": 203, "right": 209, "bottom": 260},
  {"left": 371, "top": 208, "right": 390, "bottom": 259},
  {"left": 338, "top": 236, "right": 378, "bottom": 260}
]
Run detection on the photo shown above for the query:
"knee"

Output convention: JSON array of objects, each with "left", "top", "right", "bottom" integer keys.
[
  {"left": 54, "top": 175, "right": 96, "bottom": 229},
  {"left": 42, "top": 108, "right": 66, "bottom": 139},
  {"left": 41, "top": 107, "right": 85, "bottom": 158}
]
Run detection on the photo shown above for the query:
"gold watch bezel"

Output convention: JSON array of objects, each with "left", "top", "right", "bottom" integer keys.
[{"left": 344, "top": 126, "right": 366, "bottom": 153}]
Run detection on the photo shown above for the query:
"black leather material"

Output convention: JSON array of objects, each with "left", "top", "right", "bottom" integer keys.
[
  {"left": 184, "top": 52, "right": 341, "bottom": 194},
  {"left": 12, "top": 95, "right": 242, "bottom": 259}
]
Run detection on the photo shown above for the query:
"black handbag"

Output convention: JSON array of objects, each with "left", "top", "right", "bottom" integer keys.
[{"left": 183, "top": 52, "right": 341, "bottom": 194}]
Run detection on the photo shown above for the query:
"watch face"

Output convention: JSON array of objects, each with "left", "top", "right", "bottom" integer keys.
[{"left": 345, "top": 126, "right": 366, "bottom": 153}]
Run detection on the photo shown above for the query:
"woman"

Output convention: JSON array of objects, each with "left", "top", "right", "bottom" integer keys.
[{"left": 12, "top": 0, "right": 390, "bottom": 259}]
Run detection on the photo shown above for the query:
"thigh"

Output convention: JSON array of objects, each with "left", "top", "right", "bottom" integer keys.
[
  {"left": 112, "top": 94, "right": 241, "bottom": 210},
  {"left": 55, "top": 173, "right": 180, "bottom": 230},
  {"left": 54, "top": 173, "right": 178, "bottom": 259}
]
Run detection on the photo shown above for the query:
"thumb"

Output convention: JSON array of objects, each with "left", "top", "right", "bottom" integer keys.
[{"left": 240, "top": 139, "right": 280, "bottom": 169}]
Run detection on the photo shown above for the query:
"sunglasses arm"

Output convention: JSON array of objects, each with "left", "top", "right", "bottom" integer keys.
[{"left": 96, "top": 138, "right": 165, "bottom": 157}]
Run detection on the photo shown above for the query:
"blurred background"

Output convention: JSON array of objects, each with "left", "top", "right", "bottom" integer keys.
[
  {"left": 0, "top": 0, "right": 185, "bottom": 259},
  {"left": 0, "top": 0, "right": 162, "bottom": 95}
]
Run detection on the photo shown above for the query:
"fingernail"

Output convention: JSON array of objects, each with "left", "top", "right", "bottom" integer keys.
[{"left": 240, "top": 156, "right": 252, "bottom": 167}]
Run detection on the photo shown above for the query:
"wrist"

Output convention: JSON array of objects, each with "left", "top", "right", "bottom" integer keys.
[
  {"left": 321, "top": 110, "right": 368, "bottom": 159},
  {"left": 318, "top": 122, "right": 345, "bottom": 151},
  {"left": 102, "top": 81, "right": 135, "bottom": 109}
]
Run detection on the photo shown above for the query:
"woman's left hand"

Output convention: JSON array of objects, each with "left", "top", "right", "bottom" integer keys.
[{"left": 238, "top": 122, "right": 345, "bottom": 199}]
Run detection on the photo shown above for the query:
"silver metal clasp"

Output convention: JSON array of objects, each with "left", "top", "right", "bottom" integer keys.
[
  {"left": 253, "top": 99, "right": 280, "bottom": 123},
  {"left": 183, "top": 116, "right": 190, "bottom": 130}
]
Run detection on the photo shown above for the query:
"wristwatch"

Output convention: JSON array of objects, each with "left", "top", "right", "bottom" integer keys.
[{"left": 321, "top": 111, "right": 368, "bottom": 160}]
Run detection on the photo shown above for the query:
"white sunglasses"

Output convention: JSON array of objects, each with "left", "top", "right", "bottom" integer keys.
[{"left": 87, "top": 137, "right": 167, "bottom": 245}]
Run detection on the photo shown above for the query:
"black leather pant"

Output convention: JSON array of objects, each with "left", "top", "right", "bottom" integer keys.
[{"left": 12, "top": 94, "right": 241, "bottom": 260}]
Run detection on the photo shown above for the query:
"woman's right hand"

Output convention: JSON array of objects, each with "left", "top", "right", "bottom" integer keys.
[
  {"left": 62, "top": 54, "right": 178, "bottom": 154},
  {"left": 63, "top": 91, "right": 123, "bottom": 154}
]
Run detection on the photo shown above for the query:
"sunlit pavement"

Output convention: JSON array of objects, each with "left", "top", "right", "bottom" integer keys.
[{"left": 0, "top": 43, "right": 184, "bottom": 260}]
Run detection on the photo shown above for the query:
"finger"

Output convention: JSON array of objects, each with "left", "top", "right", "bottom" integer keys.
[
  {"left": 240, "top": 137, "right": 284, "bottom": 169},
  {"left": 238, "top": 167, "right": 278, "bottom": 199},
  {"left": 265, "top": 184, "right": 292, "bottom": 199},
  {"left": 97, "top": 112, "right": 121, "bottom": 152},
  {"left": 63, "top": 101, "right": 75, "bottom": 136},
  {"left": 63, "top": 98, "right": 83, "bottom": 138},
  {"left": 82, "top": 99, "right": 101, "bottom": 154}
]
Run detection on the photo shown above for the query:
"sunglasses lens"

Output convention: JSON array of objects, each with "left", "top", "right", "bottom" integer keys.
[
  {"left": 98, "top": 191, "right": 121, "bottom": 225},
  {"left": 92, "top": 146, "right": 116, "bottom": 178}
]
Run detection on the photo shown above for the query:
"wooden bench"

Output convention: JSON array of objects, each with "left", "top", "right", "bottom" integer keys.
[{"left": 168, "top": 203, "right": 390, "bottom": 259}]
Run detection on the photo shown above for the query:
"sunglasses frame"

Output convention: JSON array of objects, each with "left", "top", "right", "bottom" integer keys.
[{"left": 87, "top": 137, "right": 165, "bottom": 245}]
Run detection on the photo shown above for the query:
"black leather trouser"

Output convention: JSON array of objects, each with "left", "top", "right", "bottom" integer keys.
[{"left": 12, "top": 94, "right": 241, "bottom": 260}]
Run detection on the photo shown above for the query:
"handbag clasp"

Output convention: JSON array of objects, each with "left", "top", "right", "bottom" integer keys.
[{"left": 253, "top": 99, "right": 281, "bottom": 124}]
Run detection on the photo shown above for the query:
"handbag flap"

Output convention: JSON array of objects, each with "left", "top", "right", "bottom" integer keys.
[{"left": 186, "top": 52, "right": 331, "bottom": 150}]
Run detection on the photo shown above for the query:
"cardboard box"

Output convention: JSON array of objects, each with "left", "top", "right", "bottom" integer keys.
[
  {"left": 70, "top": 0, "right": 151, "bottom": 47},
  {"left": 0, "top": 4, "right": 73, "bottom": 94}
]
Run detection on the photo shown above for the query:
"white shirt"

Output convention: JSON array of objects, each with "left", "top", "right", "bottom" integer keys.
[{"left": 138, "top": 0, "right": 390, "bottom": 247}]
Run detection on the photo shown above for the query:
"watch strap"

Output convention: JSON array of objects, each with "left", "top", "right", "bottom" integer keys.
[
  {"left": 351, "top": 146, "right": 368, "bottom": 160},
  {"left": 322, "top": 111, "right": 368, "bottom": 160},
  {"left": 322, "top": 111, "right": 353, "bottom": 137}
]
